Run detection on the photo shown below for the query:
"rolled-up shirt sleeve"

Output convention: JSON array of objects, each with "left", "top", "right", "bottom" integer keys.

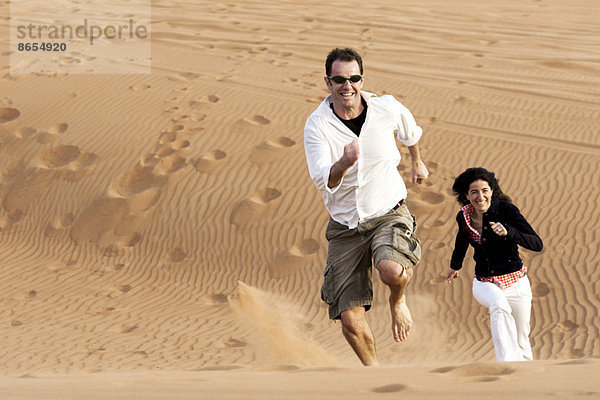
[
  {"left": 304, "top": 117, "right": 342, "bottom": 194},
  {"left": 394, "top": 102, "right": 422, "bottom": 147}
]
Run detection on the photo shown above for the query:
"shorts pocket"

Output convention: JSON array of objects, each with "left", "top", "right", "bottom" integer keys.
[
  {"left": 321, "top": 263, "right": 335, "bottom": 305},
  {"left": 392, "top": 223, "right": 422, "bottom": 266},
  {"left": 411, "top": 213, "right": 418, "bottom": 233}
]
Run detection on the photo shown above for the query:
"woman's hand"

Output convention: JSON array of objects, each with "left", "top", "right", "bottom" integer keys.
[
  {"left": 489, "top": 221, "right": 507, "bottom": 236},
  {"left": 446, "top": 268, "right": 459, "bottom": 284}
]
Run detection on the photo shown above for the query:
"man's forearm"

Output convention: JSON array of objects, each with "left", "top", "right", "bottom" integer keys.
[
  {"left": 328, "top": 140, "right": 360, "bottom": 189},
  {"left": 407, "top": 142, "right": 428, "bottom": 184},
  {"left": 408, "top": 143, "right": 422, "bottom": 163},
  {"left": 328, "top": 157, "right": 350, "bottom": 189}
]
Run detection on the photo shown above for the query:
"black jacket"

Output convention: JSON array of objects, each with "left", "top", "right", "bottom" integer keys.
[{"left": 450, "top": 198, "right": 543, "bottom": 277}]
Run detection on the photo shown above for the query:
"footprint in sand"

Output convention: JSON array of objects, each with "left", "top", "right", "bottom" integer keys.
[
  {"left": 129, "top": 83, "right": 151, "bottom": 91},
  {"left": 88, "top": 128, "right": 190, "bottom": 244},
  {"left": 249, "top": 46, "right": 268, "bottom": 55},
  {"left": 567, "top": 348, "right": 585, "bottom": 358},
  {"left": 14, "top": 126, "right": 37, "bottom": 139},
  {"left": 155, "top": 140, "right": 190, "bottom": 158},
  {"left": 554, "top": 320, "right": 579, "bottom": 333},
  {"left": 44, "top": 213, "right": 75, "bottom": 237},
  {"left": 35, "top": 145, "right": 81, "bottom": 169},
  {"left": 372, "top": 384, "right": 407, "bottom": 393},
  {"left": 67, "top": 152, "right": 98, "bottom": 172},
  {"left": 169, "top": 72, "right": 203, "bottom": 82},
  {"left": 47, "top": 260, "right": 78, "bottom": 274},
  {"left": 168, "top": 247, "right": 187, "bottom": 262},
  {"left": 108, "top": 165, "right": 168, "bottom": 198},
  {"left": 532, "top": 282, "right": 550, "bottom": 297},
  {"left": 118, "top": 232, "right": 142, "bottom": 248},
  {"left": 210, "top": 4, "right": 233, "bottom": 13},
  {"left": 3, "top": 167, "right": 55, "bottom": 213},
  {"left": 69, "top": 197, "right": 130, "bottom": 243},
  {"left": 216, "top": 337, "right": 247, "bottom": 349},
  {"left": 267, "top": 238, "right": 320, "bottom": 279},
  {"left": 95, "top": 307, "right": 118, "bottom": 316},
  {"left": 127, "top": 187, "right": 162, "bottom": 214},
  {"left": 422, "top": 218, "right": 447, "bottom": 229},
  {"left": 158, "top": 131, "right": 178, "bottom": 145},
  {"left": 36, "top": 132, "right": 58, "bottom": 144},
  {"left": 0, "top": 209, "right": 24, "bottom": 230},
  {"left": 155, "top": 154, "right": 187, "bottom": 175},
  {"left": 110, "top": 216, "right": 146, "bottom": 249},
  {"left": 33, "top": 122, "right": 69, "bottom": 143},
  {"left": 432, "top": 363, "right": 515, "bottom": 378},
  {"left": 0, "top": 107, "right": 20, "bottom": 123},
  {"left": 49, "top": 122, "right": 68, "bottom": 134},
  {"left": 107, "top": 263, "right": 126, "bottom": 272},
  {"left": 86, "top": 347, "right": 107, "bottom": 355},
  {"left": 115, "top": 284, "right": 132, "bottom": 294},
  {"left": 412, "top": 190, "right": 447, "bottom": 207},
  {"left": 427, "top": 161, "right": 439, "bottom": 170},
  {"left": 164, "top": 105, "right": 180, "bottom": 114},
  {"left": 189, "top": 95, "right": 220, "bottom": 110},
  {"left": 431, "top": 241, "right": 447, "bottom": 250},
  {"left": 245, "top": 115, "right": 271, "bottom": 125},
  {"left": 217, "top": 70, "right": 238, "bottom": 82},
  {"left": 230, "top": 187, "right": 282, "bottom": 227},
  {"left": 202, "top": 293, "right": 229, "bottom": 305},
  {"left": 117, "top": 324, "right": 138, "bottom": 334},
  {"left": 190, "top": 113, "right": 207, "bottom": 122},
  {"left": 163, "top": 124, "right": 185, "bottom": 134},
  {"left": 22, "top": 290, "right": 37, "bottom": 299},
  {"left": 232, "top": 114, "right": 271, "bottom": 134},
  {"left": 250, "top": 136, "right": 296, "bottom": 165},
  {"left": 429, "top": 274, "right": 450, "bottom": 286},
  {"left": 194, "top": 149, "right": 227, "bottom": 173}
]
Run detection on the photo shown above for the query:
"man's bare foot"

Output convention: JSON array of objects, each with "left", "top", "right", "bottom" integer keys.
[{"left": 391, "top": 296, "right": 412, "bottom": 342}]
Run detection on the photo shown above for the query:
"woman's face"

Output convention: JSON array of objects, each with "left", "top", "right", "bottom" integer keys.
[{"left": 467, "top": 179, "right": 493, "bottom": 214}]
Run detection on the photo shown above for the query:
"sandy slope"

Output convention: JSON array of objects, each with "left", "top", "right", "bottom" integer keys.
[{"left": 0, "top": 0, "right": 599, "bottom": 398}]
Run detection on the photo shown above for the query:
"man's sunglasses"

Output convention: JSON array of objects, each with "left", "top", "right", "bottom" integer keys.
[{"left": 327, "top": 75, "right": 363, "bottom": 84}]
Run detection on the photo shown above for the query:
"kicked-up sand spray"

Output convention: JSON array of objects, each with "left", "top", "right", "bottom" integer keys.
[{"left": 230, "top": 281, "right": 337, "bottom": 367}]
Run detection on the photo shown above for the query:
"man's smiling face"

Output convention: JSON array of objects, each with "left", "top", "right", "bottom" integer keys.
[{"left": 325, "top": 60, "right": 364, "bottom": 116}]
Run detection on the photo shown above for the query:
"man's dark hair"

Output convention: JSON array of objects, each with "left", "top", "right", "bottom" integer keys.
[
  {"left": 325, "top": 48, "right": 363, "bottom": 76},
  {"left": 452, "top": 167, "right": 512, "bottom": 206}
]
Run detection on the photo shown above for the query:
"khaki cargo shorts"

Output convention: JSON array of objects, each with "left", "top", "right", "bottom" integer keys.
[{"left": 321, "top": 204, "right": 421, "bottom": 320}]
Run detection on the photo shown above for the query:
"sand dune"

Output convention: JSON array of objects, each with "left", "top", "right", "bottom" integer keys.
[{"left": 0, "top": 0, "right": 599, "bottom": 398}]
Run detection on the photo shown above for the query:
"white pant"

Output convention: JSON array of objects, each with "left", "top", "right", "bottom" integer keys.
[{"left": 472, "top": 275, "right": 533, "bottom": 362}]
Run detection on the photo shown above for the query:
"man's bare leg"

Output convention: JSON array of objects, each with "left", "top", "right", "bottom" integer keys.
[
  {"left": 376, "top": 259, "right": 413, "bottom": 342},
  {"left": 340, "top": 307, "right": 379, "bottom": 366}
]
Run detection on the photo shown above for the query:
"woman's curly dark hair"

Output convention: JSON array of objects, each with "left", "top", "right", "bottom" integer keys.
[{"left": 452, "top": 167, "right": 512, "bottom": 206}]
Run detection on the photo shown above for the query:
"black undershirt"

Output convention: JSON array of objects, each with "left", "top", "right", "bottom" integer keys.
[{"left": 331, "top": 97, "right": 367, "bottom": 137}]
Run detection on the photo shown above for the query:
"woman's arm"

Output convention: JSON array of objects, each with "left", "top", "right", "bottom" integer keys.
[
  {"left": 449, "top": 214, "right": 470, "bottom": 270},
  {"left": 504, "top": 204, "right": 543, "bottom": 252}
]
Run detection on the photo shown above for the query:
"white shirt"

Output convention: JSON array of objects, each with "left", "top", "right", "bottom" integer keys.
[{"left": 304, "top": 91, "right": 423, "bottom": 228}]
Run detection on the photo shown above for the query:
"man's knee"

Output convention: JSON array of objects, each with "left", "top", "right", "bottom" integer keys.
[{"left": 376, "top": 259, "right": 411, "bottom": 286}]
